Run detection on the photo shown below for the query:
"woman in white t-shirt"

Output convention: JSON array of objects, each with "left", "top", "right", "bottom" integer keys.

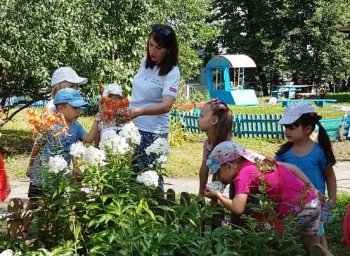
[{"left": 128, "top": 24, "right": 180, "bottom": 183}]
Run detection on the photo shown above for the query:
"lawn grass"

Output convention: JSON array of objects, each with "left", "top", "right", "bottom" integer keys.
[
  {"left": 1, "top": 103, "right": 350, "bottom": 255},
  {"left": 228, "top": 95, "right": 348, "bottom": 119},
  {"left": 165, "top": 135, "right": 286, "bottom": 177},
  {"left": 1, "top": 99, "right": 350, "bottom": 179}
]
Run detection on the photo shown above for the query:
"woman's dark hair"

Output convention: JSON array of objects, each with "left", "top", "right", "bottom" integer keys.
[
  {"left": 145, "top": 24, "right": 179, "bottom": 76},
  {"left": 276, "top": 113, "right": 336, "bottom": 165},
  {"left": 206, "top": 99, "right": 233, "bottom": 148}
]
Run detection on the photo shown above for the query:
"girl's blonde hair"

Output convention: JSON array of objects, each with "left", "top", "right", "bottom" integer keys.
[
  {"left": 205, "top": 99, "right": 233, "bottom": 148},
  {"left": 51, "top": 81, "right": 79, "bottom": 98}
]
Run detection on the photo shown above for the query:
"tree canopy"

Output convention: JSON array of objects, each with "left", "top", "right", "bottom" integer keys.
[
  {"left": 210, "top": 0, "right": 350, "bottom": 95},
  {"left": 0, "top": 0, "right": 217, "bottom": 123},
  {"left": 1, "top": 0, "right": 349, "bottom": 122}
]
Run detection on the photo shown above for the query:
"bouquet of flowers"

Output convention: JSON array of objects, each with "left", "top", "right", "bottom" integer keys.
[{"left": 100, "top": 94, "right": 129, "bottom": 122}]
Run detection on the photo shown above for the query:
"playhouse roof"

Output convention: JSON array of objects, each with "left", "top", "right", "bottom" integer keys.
[{"left": 206, "top": 54, "right": 257, "bottom": 69}]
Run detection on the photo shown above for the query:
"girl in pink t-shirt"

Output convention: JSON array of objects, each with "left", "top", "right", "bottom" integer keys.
[{"left": 204, "top": 141, "right": 330, "bottom": 255}]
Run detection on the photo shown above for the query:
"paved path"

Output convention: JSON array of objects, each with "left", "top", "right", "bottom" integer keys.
[
  {"left": 166, "top": 161, "right": 350, "bottom": 194},
  {"left": 1, "top": 161, "right": 350, "bottom": 213}
]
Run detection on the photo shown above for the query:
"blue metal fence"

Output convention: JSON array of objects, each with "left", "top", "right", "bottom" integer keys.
[{"left": 170, "top": 110, "right": 350, "bottom": 141}]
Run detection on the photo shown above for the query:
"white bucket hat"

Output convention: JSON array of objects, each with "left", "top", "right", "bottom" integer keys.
[
  {"left": 206, "top": 141, "right": 265, "bottom": 174},
  {"left": 51, "top": 67, "right": 88, "bottom": 87},
  {"left": 279, "top": 102, "right": 315, "bottom": 125},
  {"left": 102, "top": 83, "right": 123, "bottom": 97}
]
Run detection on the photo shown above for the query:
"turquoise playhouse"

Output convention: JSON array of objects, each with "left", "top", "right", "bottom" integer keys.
[{"left": 205, "top": 54, "right": 259, "bottom": 105}]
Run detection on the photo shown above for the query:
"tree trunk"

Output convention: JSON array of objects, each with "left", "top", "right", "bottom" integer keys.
[{"left": 257, "top": 66, "right": 269, "bottom": 96}]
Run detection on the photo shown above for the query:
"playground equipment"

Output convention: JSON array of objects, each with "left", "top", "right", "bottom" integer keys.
[{"left": 205, "top": 54, "right": 259, "bottom": 105}]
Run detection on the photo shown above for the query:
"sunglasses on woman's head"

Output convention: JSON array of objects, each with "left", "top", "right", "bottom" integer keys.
[{"left": 152, "top": 24, "right": 172, "bottom": 37}]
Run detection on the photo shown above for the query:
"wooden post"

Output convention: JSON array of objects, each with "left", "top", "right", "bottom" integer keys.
[
  {"left": 7, "top": 198, "right": 24, "bottom": 240},
  {"left": 165, "top": 189, "right": 176, "bottom": 225},
  {"left": 180, "top": 192, "right": 191, "bottom": 206},
  {"left": 151, "top": 186, "right": 165, "bottom": 218}
]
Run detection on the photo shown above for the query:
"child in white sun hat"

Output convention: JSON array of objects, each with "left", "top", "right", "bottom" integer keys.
[
  {"left": 46, "top": 67, "right": 88, "bottom": 113},
  {"left": 204, "top": 140, "right": 331, "bottom": 255},
  {"left": 94, "top": 83, "right": 129, "bottom": 147},
  {"left": 275, "top": 102, "right": 337, "bottom": 251},
  {"left": 101, "top": 83, "right": 123, "bottom": 98}
]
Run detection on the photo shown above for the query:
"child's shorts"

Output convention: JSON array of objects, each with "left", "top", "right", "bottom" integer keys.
[
  {"left": 296, "top": 199, "right": 322, "bottom": 237},
  {"left": 28, "top": 183, "right": 43, "bottom": 200}
]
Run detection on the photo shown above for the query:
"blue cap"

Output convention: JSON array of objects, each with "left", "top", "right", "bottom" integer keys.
[{"left": 53, "top": 88, "right": 88, "bottom": 107}]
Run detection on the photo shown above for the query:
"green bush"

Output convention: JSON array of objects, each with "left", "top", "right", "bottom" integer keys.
[
  {"left": 0, "top": 140, "right": 305, "bottom": 255},
  {"left": 327, "top": 92, "right": 350, "bottom": 104}
]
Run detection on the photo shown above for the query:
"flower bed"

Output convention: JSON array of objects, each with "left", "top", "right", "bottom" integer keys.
[{"left": 0, "top": 111, "right": 305, "bottom": 255}]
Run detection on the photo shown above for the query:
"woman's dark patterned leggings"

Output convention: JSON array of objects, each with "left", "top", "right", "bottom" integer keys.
[{"left": 133, "top": 130, "right": 168, "bottom": 188}]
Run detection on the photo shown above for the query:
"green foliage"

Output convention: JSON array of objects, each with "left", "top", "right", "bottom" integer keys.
[
  {"left": 169, "top": 119, "right": 187, "bottom": 147},
  {"left": 0, "top": 131, "right": 306, "bottom": 255},
  {"left": 176, "top": 86, "right": 210, "bottom": 104},
  {"left": 0, "top": 168, "right": 306, "bottom": 255},
  {"left": 327, "top": 92, "right": 350, "bottom": 104},
  {"left": 0, "top": 0, "right": 217, "bottom": 120},
  {"left": 210, "top": 0, "right": 350, "bottom": 94}
]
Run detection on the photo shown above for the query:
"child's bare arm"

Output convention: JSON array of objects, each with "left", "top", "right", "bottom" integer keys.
[
  {"left": 204, "top": 189, "right": 248, "bottom": 215},
  {"left": 26, "top": 140, "right": 41, "bottom": 176},
  {"left": 28, "top": 140, "right": 41, "bottom": 167},
  {"left": 199, "top": 161, "right": 209, "bottom": 197},
  {"left": 83, "top": 113, "right": 103, "bottom": 143},
  {"left": 324, "top": 166, "right": 337, "bottom": 203},
  {"left": 93, "top": 125, "right": 101, "bottom": 148}
]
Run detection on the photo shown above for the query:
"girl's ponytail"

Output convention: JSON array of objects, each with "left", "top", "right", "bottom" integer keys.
[
  {"left": 276, "top": 141, "right": 293, "bottom": 156},
  {"left": 317, "top": 121, "right": 336, "bottom": 165}
]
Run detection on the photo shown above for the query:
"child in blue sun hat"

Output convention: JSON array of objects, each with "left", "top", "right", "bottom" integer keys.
[{"left": 23, "top": 88, "right": 102, "bottom": 238}]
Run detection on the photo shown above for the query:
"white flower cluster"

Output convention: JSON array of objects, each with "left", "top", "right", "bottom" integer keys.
[
  {"left": 206, "top": 181, "right": 225, "bottom": 193},
  {"left": 99, "top": 130, "right": 131, "bottom": 154},
  {"left": 155, "top": 155, "right": 167, "bottom": 164},
  {"left": 119, "top": 122, "right": 141, "bottom": 145},
  {"left": 136, "top": 170, "right": 159, "bottom": 188},
  {"left": 48, "top": 155, "right": 68, "bottom": 173},
  {"left": 145, "top": 137, "right": 170, "bottom": 156},
  {"left": 0, "top": 249, "right": 14, "bottom": 256},
  {"left": 70, "top": 141, "right": 85, "bottom": 158},
  {"left": 83, "top": 146, "right": 106, "bottom": 167},
  {"left": 70, "top": 142, "right": 106, "bottom": 167}
]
